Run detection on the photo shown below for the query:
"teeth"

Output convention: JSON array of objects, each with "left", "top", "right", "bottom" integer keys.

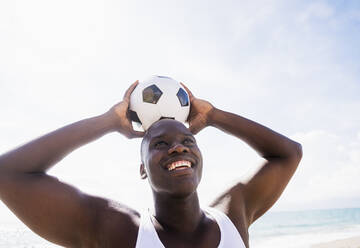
[{"left": 167, "top": 160, "right": 191, "bottom": 171}]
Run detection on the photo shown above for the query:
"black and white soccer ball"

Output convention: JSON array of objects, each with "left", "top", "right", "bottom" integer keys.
[{"left": 129, "top": 75, "right": 190, "bottom": 130}]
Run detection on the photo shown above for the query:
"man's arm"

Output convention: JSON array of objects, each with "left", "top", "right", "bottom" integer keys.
[
  {"left": 0, "top": 82, "right": 143, "bottom": 247},
  {"left": 207, "top": 109, "right": 302, "bottom": 225},
  {"left": 182, "top": 84, "right": 302, "bottom": 228}
]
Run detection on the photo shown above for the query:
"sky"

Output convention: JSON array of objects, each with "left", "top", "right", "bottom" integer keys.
[{"left": 0, "top": 0, "right": 360, "bottom": 227}]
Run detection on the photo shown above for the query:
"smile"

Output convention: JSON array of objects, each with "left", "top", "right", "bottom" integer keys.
[{"left": 166, "top": 160, "right": 192, "bottom": 171}]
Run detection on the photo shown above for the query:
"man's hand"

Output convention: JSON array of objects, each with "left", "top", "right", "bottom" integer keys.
[
  {"left": 181, "top": 83, "right": 215, "bottom": 134},
  {"left": 107, "top": 81, "right": 145, "bottom": 139}
]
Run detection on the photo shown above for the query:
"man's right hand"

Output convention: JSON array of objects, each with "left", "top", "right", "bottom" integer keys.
[{"left": 107, "top": 81, "right": 145, "bottom": 139}]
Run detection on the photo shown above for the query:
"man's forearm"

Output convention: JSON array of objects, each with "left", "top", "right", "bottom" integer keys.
[
  {"left": 208, "top": 108, "right": 302, "bottom": 160},
  {"left": 0, "top": 112, "right": 116, "bottom": 174}
]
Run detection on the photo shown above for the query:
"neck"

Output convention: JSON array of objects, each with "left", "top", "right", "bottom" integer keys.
[{"left": 152, "top": 191, "right": 204, "bottom": 234}]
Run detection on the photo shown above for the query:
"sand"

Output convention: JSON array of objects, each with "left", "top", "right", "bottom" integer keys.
[{"left": 311, "top": 236, "right": 360, "bottom": 248}]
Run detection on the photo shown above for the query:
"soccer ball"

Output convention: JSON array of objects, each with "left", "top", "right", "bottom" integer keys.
[{"left": 129, "top": 75, "right": 190, "bottom": 130}]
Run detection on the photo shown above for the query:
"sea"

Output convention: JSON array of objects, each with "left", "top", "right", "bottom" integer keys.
[
  {"left": 0, "top": 208, "right": 359, "bottom": 247},
  {"left": 249, "top": 207, "right": 360, "bottom": 247}
]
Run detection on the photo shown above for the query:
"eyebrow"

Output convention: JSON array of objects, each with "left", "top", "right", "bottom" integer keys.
[{"left": 151, "top": 134, "right": 167, "bottom": 140}]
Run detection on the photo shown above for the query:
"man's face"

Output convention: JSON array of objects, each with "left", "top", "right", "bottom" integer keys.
[{"left": 140, "top": 119, "right": 203, "bottom": 197}]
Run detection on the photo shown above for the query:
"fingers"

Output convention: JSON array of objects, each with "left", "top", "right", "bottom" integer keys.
[
  {"left": 180, "top": 82, "right": 194, "bottom": 100},
  {"left": 122, "top": 126, "right": 145, "bottom": 139},
  {"left": 123, "top": 80, "right": 139, "bottom": 101},
  {"left": 124, "top": 113, "right": 145, "bottom": 138}
]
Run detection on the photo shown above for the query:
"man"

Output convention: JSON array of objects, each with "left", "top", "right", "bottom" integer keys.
[{"left": 0, "top": 81, "right": 302, "bottom": 247}]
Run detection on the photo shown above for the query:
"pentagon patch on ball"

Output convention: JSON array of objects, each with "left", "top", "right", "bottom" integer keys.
[{"left": 129, "top": 75, "right": 190, "bottom": 130}]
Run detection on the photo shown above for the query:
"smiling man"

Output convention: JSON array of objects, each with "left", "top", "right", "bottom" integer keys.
[{"left": 0, "top": 81, "right": 302, "bottom": 247}]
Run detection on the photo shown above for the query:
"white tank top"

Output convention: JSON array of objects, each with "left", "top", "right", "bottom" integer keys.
[{"left": 135, "top": 207, "right": 246, "bottom": 248}]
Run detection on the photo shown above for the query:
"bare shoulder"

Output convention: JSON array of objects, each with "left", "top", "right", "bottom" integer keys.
[
  {"left": 87, "top": 196, "right": 140, "bottom": 248},
  {"left": 0, "top": 171, "right": 140, "bottom": 248},
  {"left": 209, "top": 182, "right": 249, "bottom": 246}
]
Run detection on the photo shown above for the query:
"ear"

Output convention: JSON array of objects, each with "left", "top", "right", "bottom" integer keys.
[{"left": 140, "top": 163, "right": 147, "bottom": 179}]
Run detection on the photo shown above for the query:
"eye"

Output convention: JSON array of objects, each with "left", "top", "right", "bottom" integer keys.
[
  {"left": 183, "top": 138, "right": 195, "bottom": 145},
  {"left": 154, "top": 141, "right": 168, "bottom": 148}
]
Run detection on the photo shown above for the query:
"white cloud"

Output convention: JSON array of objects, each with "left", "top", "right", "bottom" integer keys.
[
  {"left": 297, "top": 1, "right": 334, "bottom": 22},
  {"left": 273, "top": 129, "right": 360, "bottom": 210}
]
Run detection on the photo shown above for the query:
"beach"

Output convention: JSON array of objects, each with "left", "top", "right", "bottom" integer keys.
[{"left": 312, "top": 236, "right": 360, "bottom": 248}]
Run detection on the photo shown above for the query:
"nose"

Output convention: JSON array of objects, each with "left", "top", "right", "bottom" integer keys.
[{"left": 168, "top": 143, "right": 190, "bottom": 155}]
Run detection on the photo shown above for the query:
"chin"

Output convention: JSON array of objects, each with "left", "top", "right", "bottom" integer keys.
[
  {"left": 165, "top": 181, "right": 200, "bottom": 199},
  {"left": 152, "top": 181, "right": 199, "bottom": 199}
]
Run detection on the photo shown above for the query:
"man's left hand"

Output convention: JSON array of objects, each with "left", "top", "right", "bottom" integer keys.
[{"left": 181, "top": 83, "right": 214, "bottom": 134}]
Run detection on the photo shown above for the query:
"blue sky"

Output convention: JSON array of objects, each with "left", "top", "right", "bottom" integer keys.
[{"left": 0, "top": 0, "right": 360, "bottom": 226}]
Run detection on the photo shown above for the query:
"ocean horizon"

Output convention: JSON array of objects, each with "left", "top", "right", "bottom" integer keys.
[
  {"left": 249, "top": 207, "right": 360, "bottom": 247},
  {"left": 0, "top": 207, "right": 359, "bottom": 247}
]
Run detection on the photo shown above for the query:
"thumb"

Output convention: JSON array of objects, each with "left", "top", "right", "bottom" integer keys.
[
  {"left": 188, "top": 118, "right": 202, "bottom": 135},
  {"left": 189, "top": 124, "right": 202, "bottom": 135},
  {"left": 130, "top": 130, "right": 145, "bottom": 138}
]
